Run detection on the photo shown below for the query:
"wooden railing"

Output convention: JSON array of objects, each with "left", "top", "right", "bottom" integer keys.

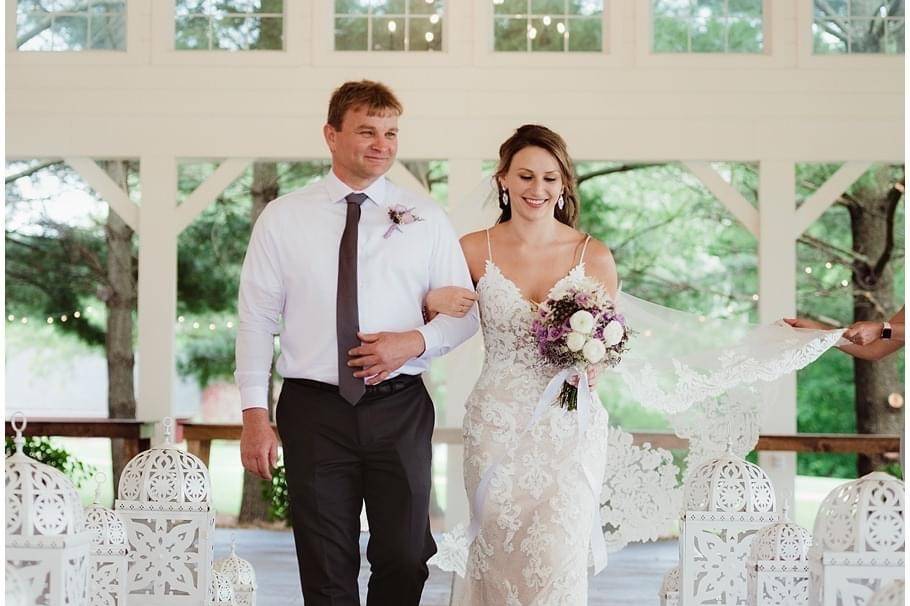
[
  {"left": 3, "top": 418, "right": 156, "bottom": 461},
  {"left": 5, "top": 419, "right": 900, "bottom": 469}
]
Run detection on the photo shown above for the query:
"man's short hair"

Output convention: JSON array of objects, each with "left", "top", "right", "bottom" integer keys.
[{"left": 327, "top": 80, "right": 403, "bottom": 130}]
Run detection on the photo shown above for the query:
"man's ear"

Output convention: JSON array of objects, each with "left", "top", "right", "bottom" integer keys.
[{"left": 323, "top": 123, "right": 336, "bottom": 153}]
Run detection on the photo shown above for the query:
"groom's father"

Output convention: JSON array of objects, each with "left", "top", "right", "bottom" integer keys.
[{"left": 235, "top": 80, "right": 479, "bottom": 605}]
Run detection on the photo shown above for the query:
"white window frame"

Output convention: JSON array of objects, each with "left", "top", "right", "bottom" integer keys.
[
  {"left": 635, "top": 0, "right": 791, "bottom": 69},
  {"left": 797, "top": 0, "right": 905, "bottom": 68},
  {"left": 312, "top": 0, "right": 467, "bottom": 67},
  {"left": 474, "top": 0, "right": 624, "bottom": 68},
  {"left": 7, "top": 0, "right": 144, "bottom": 66}
]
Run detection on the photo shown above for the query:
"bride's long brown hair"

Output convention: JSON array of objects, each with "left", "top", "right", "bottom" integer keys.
[{"left": 494, "top": 124, "right": 580, "bottom": 228}]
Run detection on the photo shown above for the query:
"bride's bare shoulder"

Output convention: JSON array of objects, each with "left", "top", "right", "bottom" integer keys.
[
  {"left": 581, "top": 237, "right": 618, "bottom": 295},
  {"left": 459, "top": 229, "right": 492, "bottom": 278}
]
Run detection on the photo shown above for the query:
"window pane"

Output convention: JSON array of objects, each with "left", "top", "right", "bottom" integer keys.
[
  {"left": 408, "top": 16, "right": 442, "bottom": 50},
  {"left": 371, "top": 0, "right": 406, "bottom": 15},
  {"left": 372, "top": 17, "right": 405, "bottom": 50},
  {"left": 852, "top": 0, "right": 890, "bottom": 17},
  {"left": 530, "top": 17, "right": 562, "bottom": 50},
  {"left": 568, "top": 17, "right": 602, "bottom": 50},
  {"left": 689, "top": 15, "right": 725, "bottom": 51},
  {"left": 531, "top": 0, "right": 564, "bottom": 15},
  {"left": 568, "top": 0, "right": 603, "bottom": 17},
  {"left": 335, "top": 16, "right": 368, "bottom": 49},
  {"left": 813, "top": 19, "right": 848, "bottom": 53},
  {"left": 90, "top": 13, "right": 126, "bottom": 49},
  {"left": 249, "top": 17, "right": 283, "bottom": 49},
  {"left": 175, "top": 15, "right": 211, "bottom": 49},
  {"left": 653, "top": 0, "right": 690, "bottom": 18},
  {"left": 494, "top": 16, "right": 528, "bottom": 50},
  {"left": 17, "top": 12, "right": 51, "bottom": 50},
  {"left": 212, "top": 0, "right": 283, "bottom": 12},
  {"left": 410, "top": 0, "right": 444, "bottom": 16},
  {"left": 90, "top": 0, "right": 126, "bottom": 14},
  {"left": 335, "top": 0, "right": 370, "bottom": 14},
  {"left": 52, "top": 15, "right": 88, "bottom": 50},
  {"left": 653, "top": 15, "right": 689, "bottom": 51},
  {"left": 176, "top": 0, "right": 207, "bottom": 17},
  {"left": 727, "top": 16, "right": 762, "bottom": 52},
  {"left": 727, "top": 0, "right": 761, "bottom": 18},
  {"left": 694, "top": 0, "right": 724, "bottom": 16},
  {"left": 814, "top": 0, "right": 847, "bottom": 17},
  {"left": 849, "top": 18, "right": 885, "bottom": 52},
  {"left": 494, "top": 0, "right": 528, "bottom": 15},
  {"left": 885, "top": 18, "right": 905, "bottom": 52}
]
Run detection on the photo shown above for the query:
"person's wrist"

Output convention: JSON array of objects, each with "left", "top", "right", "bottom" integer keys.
[
  {"left": 410, "top": 329, "right": 427, "bottom": 356},
  {"left": 242, "top": 408, "right": 269, "bottom": 425},
  {"left": 882, "top": 321, "right": 892, "bottom": 339}
]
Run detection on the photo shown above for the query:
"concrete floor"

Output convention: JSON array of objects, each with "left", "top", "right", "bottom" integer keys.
[{"left": 213, "top": 528, "right": 679, "bottom": 605}]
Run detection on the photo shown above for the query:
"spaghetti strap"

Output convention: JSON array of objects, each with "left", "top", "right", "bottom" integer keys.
[
  {"left": 485, "top": 228, "right": 493, "bottom": 262},
  {"left": 578, "top": 234, "right": 592, "bottom": 263}
]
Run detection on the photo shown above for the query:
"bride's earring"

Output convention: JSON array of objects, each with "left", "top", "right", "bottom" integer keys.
[
  {"left": 500, "top": 188, "right": 510, "bottom": 207},
  {"left": 557, "top": 194, "right": 565, "bottom": 210}
]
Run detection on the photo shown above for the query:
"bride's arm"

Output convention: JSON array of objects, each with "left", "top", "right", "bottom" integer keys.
[
  {"left": 424, "top": 231, "right": 486, "bottom": 320},
  {"left": 582, "top": 238, "right": 619, "bottom": 300}
]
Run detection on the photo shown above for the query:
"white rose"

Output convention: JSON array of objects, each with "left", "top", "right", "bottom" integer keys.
[
  {"left": 582, "top": 339, "right": 607, "bottom": 364},
  {"left": 569, "top": 310, "right": 595, "bottom": 334},
  {"left": 566, "top": 331, "right": 586, "bottom": 352},
  {"left": 602, "top": 320, "right": 625, "bottom": 347}
]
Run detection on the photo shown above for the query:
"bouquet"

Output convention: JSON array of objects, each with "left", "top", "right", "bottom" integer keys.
[{"left": 530, "top": 278, "right": 630, "bottom": 410}]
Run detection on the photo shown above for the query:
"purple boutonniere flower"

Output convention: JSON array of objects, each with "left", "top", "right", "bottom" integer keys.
[{"left": 384, "top": 204, "right": 424, "bottom": 239}]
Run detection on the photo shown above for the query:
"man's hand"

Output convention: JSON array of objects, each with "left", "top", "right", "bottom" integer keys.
[
  {"left": 843, "top": 321, "right": 885, "bottom": 346},
  {"left": 348, "top": 330, "right": 426, "bottom": 385},
  {"left": 240, "top": 408, "right": 279, "bottom": 481}
]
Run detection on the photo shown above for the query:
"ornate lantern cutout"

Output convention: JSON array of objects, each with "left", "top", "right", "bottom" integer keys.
[
  {"left": 5, "top": 412, "right": 91, "bottom": 606},
  {"left": 85, "top": 472, "right": 129, "bottom": 606},
  {"left": 213, "top": 535, "right": 257, "bottom": 606},
  {"left": 208, "top": 570, "right": 238, "bottom": 606},
  {"left": 679, "top": 446, "right": 778, "bottom": 606},
  {"left": 746, "top": 502, "right": 813, "bottom": 605},
  {"left": 809, "top": 472, "right": 904, "bottom": 606},
  {"left": 659, "top": 565, "right": 680, "bottom": 606},
  {"left": 115, "top": 417, "right": 215, "bottom": 605}
]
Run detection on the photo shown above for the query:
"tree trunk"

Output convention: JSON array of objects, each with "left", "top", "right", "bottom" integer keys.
[
  {"left": 238, "top": 161, "right": 280, "bottom": 525},
  {"left": 102, "top": 160, "right": 138, "bottom": 495},
  {"left": 848, "top": 167, "right": 904, "bottom": 476}
]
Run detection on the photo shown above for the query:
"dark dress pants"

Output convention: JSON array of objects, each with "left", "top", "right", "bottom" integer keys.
[{"left": 276, "top": 376, "right": 436, "bottom": 606}]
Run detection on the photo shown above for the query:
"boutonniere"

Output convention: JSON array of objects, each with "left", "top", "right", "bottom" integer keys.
[{"left": 384, "top": 204, "right": 424, "bottom": 239}]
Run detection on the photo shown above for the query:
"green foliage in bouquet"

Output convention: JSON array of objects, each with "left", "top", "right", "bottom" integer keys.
[{"left": 4, "top": 436, "right": 96, "bottom": 488}]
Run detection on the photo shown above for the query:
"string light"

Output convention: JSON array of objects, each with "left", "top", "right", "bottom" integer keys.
[
  {"left": 178, "top": 316, "right": 185, "bottom": 323},
  {"left": 825, "top": 262, "right": 833, "bottom": 269},
  {"left": 528, "top": 26, "right": 538, "bottom": 39},
  {"left": 804, "top": 267, "right": 812, "bottom": 274},
  {"left": 387, "top": 20, "right": 397, "bottom": 33},
  {"left": 425, "top": 32, "right": 434, "bottom": 42},
  {"left": 192, "top": 322, "right": 200, "bottom": 329},
  {"left": 60, "top": 315, "right": 67, "bottom": 322},
  {"left": 429, "top": 14, "right": 439, "bottom": 24},
  {"left": 841, "top": 280, "right": 849, "bottom": 287},
  {"left": 543, "top": 15, "right": 552, "bottom": 26},
  {"left": 556, "top": 22, "right": 566, "bottom": 34},
  {"left": 8, "top": 306, "right": 238, "bottom": 333},
  {"left": 752, "top": 294, "right": 759, "bottom": 301},
  {"left": 73, "top": 311, "right": 81, "bottom": 318},
  {"left": 7, "top": 315, "right": 14, "bottom": 322},
  {"left": 46, "top": 317, "right": 54, "bottom": 324}
]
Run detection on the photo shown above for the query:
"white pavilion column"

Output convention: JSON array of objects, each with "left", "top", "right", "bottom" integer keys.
[
  {"left": 757, "top": 160, "right": 797, "bottom": 510},
  {"left": 441, "top": 158, "right": 486, "bottom": 530},
  {"left": 136, "top": 154, "right": 179, "bottom": 433}
]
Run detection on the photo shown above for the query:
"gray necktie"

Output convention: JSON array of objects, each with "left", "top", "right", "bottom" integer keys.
[{"left": 337, "top": 192, "right": 368, "bottom": 405}]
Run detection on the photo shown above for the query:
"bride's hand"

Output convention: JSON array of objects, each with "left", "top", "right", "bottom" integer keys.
[
  {"left": 568, "top": 366, "right": 601, "bottom": 388},
  {"left": 425, "top": 286, "right": 479, "bottom": 318}
]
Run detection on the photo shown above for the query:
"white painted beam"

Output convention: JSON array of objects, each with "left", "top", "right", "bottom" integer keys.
[
  {"left": 65, "top": 157, "right": 140, "bottom": 232},
  {"left": 174, "top": 158, "right": 252, "bottom": 233},
  {"left": 387, "top": 161, "right": 432, "bottom": 195},
  {"left": 136, "top": 155, "right": 178, "bottom": 432},
  {"left": 792, "top": 161, "right": 871, "bottom": 237},
  {"left": 757, "top": 159, "right": 797, "bottom": 513},
  {"left": 683, "top": 161, "right": 759, "bottom": 237}
]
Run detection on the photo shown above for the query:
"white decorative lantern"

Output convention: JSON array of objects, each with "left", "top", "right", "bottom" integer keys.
[
  {"left": 5, "top": 412, "right": 91, "bottom": 606},
  {"left": 6, "top": 562, "right": 29, "bottom": 606},
  {"left": 85, "top": 473, "right": 129, "bottom": 606},
  {"left": 746, "top": 503, "right": 813, "bottom": 605},
  {"left": 680, "top": 449, "right": 777, "bottom": 606},
  {"left": 809, "top": 472, "right": 904, "bottom": 606},
  {"left": 115, "top": 417, "right": 215, "bottom": 605},
  {"left": 867, "top": 579, "right": 904, "bottom": 606},
  {"left": 213, "top": 536, "right": 257, "bottom": 606},
  {"left": 208, "top": 570, "right": 238, "bottom": 606},
  {"left": 659, "top": 565, "right": 680, "bottom": 606}
]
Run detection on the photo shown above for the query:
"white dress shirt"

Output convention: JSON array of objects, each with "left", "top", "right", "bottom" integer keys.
[{"left": 235, "top": 170, "right": 480, "bottom": 410}]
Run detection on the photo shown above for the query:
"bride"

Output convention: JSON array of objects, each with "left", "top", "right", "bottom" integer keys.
[
  {"left": 425, "top": 124, "right": 616, "bottom": 605},
  {"left": 423, "top": 124, "right": 847, "bottom": 605}
]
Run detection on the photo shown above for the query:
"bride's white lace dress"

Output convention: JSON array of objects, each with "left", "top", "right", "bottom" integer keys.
[{"left": 457, "top": 240, "right": 610, "bottom": 605}]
